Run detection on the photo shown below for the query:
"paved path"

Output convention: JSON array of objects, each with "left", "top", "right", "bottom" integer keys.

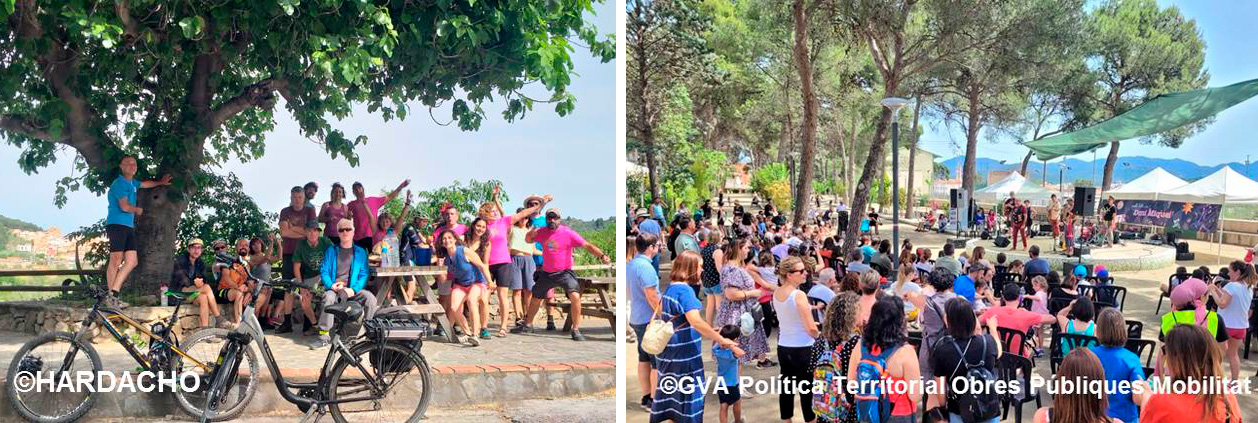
[
  {"left": 0, "top": 323, "right": 614, "bottom": 379},
  {"left": 92, "top": 392, "right": 616, "bottom": 423},
  {"left": 627, "top": 222, "right": 1258, "bottom": 421}
]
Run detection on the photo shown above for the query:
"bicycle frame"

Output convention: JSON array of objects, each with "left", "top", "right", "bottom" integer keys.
[{"left": 63, "top": 294, "right": 214, "bottom": 375}]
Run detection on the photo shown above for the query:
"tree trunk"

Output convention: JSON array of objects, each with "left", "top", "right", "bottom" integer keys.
[
  {"left": 845, "top": 114, "right": 856, "bottom": 201},
  {"left": 843, "top": 104, "right": 894, "bottom": 253},
  {"left": 960, "top": 89, "right": 982, "bottom": 198},
  {"left": 130, "top": 185, "right": 189, "bottom": 296},
  {"left": 1101, "top": 141, "right": 1119, "bottom": 194},
  {"left": 777, "top": 79, "right": 793, "bottom": 163},
  {"left": 905, "top": 96, "right": 922, "bottom": 219},
  {"left": 635, "top": 40, "right": 660, "bottom": 202},
  {"left": 1019, "top": 150, "right": 1033, "bottom": 176},
  {"left": 791, "top": 0, "right": 817, "bottom": 226}
]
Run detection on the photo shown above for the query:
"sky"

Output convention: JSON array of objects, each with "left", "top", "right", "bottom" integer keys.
[
  {"left": 917, "top": 0, "right": 1258, "bottom": 167},
  {"left": 0, "top": 2, "right": 616, "bottom": 231}
]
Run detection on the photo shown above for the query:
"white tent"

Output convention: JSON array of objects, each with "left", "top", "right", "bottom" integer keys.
[
  {"left": 1160, "top": 166, "right": 1258, "bottom": 204},
  {"left": 1109, "top": 167, "right": 1188, "bottom": 200},
  {"left": 974, "top": 172, "right": 1053, "bottom": 205}
]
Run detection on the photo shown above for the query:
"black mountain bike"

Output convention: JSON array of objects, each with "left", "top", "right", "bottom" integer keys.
[
  {"left": 199, "top": 254, "right": 431, "bottom": 423},
  {"left": 4, "top": 282, "right": 254, "bottom": 422}
]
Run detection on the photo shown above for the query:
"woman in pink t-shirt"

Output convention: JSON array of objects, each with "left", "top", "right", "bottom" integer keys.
[
  {"left": 318, "top": 183, "right": 349, "bottom": 243},
  {"left": 476, "top": 186, "right": 552, "bottom": 337}
]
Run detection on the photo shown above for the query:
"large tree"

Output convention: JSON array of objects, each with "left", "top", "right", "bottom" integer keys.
[
  {"left": 934, "top": 0, "right": 1085, "bottom": 199},
  {"left": 830, "top": 0, "right": 995, "bottom": 252},
  {"left": 1089, "top": 0, "right": 1207, "bottom": 192},
  {"left": 0, "top": 1, "right": 613, "bottom": 294},
  {"left": 627, "top": 0, "right": 711, "bottom": 202}
]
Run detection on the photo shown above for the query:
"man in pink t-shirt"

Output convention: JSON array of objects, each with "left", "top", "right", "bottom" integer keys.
[
  {"left": 512, "top": 208, "right": 611, "bottom": 341},
  {"left": 979, "top": 283, "right": 1056, "bottom": 357},
  {"left": 347, "top": 179, "right": 408, "bottom": 251}
]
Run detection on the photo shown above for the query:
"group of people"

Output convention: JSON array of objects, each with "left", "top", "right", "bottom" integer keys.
[
  {"left": 108, "top": 156, "right": 611, "bottom": 350},
  {"left": 628, "top": 197, "right": 1252, "bottom": 423}
]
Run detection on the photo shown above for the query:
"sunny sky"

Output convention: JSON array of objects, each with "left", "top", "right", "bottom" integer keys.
[
  {"left": 918, "top": 0, "right": 1258, "bottom": 167},
  {"left": 0, "top": 2, "right": 616, "bottom": 231}
]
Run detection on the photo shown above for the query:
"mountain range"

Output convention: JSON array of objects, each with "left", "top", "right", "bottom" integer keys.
[{"left": 936, "top": 155, "right": 1258, "bottom": 185}]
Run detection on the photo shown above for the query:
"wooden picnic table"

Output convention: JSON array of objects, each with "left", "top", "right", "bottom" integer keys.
[
  {"left": 552, "top": 264, "right": 616, "bottom": 332},
  {"left": 368, "top": 265, "right": 456, "bottom": 343}
]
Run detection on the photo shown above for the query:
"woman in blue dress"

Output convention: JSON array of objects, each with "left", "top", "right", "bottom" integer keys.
[{"left": 652, "top": 250, "right": 744, "bottom": 423}]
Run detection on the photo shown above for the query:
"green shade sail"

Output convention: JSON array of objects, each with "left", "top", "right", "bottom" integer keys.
[{"left": 1025, "top": 78, "right": 1258, "bottom": 160}]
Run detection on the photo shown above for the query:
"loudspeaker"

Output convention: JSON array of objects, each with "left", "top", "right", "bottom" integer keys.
[
  {"left": 1165, "top": 232, "right": 1179, "bottom": 247},
  {"left": 1074, "top": 187, "right": 1096, "bottom": 217},
  {"left": 1072, "top": 247, "right": 1091, "bottom": 258},
  {"left": 949, "top": 238, "right": 969, "bottom": 249},
  {"left": 950, "top": 189, "right": 960, "bottom": 208},
  {"left": 1177, "top": 252, "right": 1196, "bottom": 261},
  {"left": 993, "top": 235, "right": 1010, "bottom": 248},
  {"left": 1176, "top": 242, "right": 1190, "bottom": 254}
]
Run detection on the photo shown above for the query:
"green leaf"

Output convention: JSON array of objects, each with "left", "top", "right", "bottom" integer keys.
[{"left": 178, "top": 16, "right": 205, "bottom": 39}]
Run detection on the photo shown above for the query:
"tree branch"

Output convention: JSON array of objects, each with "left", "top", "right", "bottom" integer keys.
[
  {"left": 115, "top": 0, "right": 140, "bottom": 45},
  {"left": 210, "top": 78, "right": 286, "bottom": 130},
  {"left": 0, "top": 115, "right": 61, "bottom": 142}
]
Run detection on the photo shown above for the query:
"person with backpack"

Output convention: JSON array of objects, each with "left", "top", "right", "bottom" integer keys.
[
  {"left": 716, "top": 237, "right": 771, "bottom": 365},
  {"left": 811, "top": 292, "right": 861, "bottom": 423},
  {"left": 1032, "top": 348, "right": 1124, "bottom": 423},
  {"left": 911, "top": 267, "right": 958, "bottom": 381},
  {"left": 927, "top": 297, "right": 1002, "bottom": 423},
  {"left": 848, "top": 296, "right": 920, "bottom": 423},
  {"left": 773, "top": 256, "right": 821, "bottom": 423}
]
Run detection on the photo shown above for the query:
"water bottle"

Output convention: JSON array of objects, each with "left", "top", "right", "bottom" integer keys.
[
  {"left": 160, "top": 286, "right": 168, "bottom": 306},
  {"left": 382, "top": 245, "right": 391, "bottom": 267}
]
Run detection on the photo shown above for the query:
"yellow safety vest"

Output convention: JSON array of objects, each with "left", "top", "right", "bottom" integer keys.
[{"left": 1160, "top": 309, "right": 1219, "bottom": 337}]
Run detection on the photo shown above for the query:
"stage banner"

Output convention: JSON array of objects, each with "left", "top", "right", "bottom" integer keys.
[{"left": 1118, "top": 200, "right": 1221, "bottom": 234}]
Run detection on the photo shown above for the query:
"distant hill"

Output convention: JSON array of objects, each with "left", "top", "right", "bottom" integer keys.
[
  {"left": 937, "top": 155, "right": 1255, "bottom": 185},
  {"left": 566, "top": 217, "right": 615, "bottom": 233},
  {"left": 0, "top": 215, "right": 41, "bottom": 232}
]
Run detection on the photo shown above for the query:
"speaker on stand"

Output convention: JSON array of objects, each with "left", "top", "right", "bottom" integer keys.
[{"left": 949, "top": 189, "right": 969, "bottom": 247}]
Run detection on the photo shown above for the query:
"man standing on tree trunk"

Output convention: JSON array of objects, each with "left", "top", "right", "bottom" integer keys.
[{"left": 104, "top": 156, "right": 171, "bottom": 308}]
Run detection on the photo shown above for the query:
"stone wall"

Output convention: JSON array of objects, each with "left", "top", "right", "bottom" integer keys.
[{"left": 0, "top": 302, "right": 201, "bottom": 344}]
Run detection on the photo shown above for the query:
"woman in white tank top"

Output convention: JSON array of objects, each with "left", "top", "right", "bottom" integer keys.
[{"left": 773, "top": 256, "right": 820, "bottom": 422}]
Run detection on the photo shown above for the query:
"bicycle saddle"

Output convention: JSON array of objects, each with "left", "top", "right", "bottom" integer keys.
[
  {"left": 164, "top": 290, "right": 198, "bottom": 306},
  {"left": 325, "top": 301, "right": 364, "bottom": 322}
]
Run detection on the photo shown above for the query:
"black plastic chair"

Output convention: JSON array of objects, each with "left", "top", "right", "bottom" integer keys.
[
  {"left": 997, "top": 352, "right": 1041, "bottom": 423},
  {"left": 1126, "top": 320, "right": 1144, "bottom": 340},
  {"left": 997, "top": 327, "right": 1032, "bottom": 358},
  {"left": 1246, "top": 296, "right": 1258, "bottom": 360},
  {"left": 1156, "top": 274, "right": 1179, "bottom": 314},
  {"left": 1124, "top": 338, "right": 1158, "bottom": 368},
  {"left": 1048, "top": 297, "right": 1074, "bottom": 317},
  {"left": 1086, "top": 285, "right": 1127, "bottom": 311},
  {"left": 1050, "top": 333, "right": 1099, "bottom": 373}
]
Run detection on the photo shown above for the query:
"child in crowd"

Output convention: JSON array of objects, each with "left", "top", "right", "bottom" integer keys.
[
  {"left": 1028, "top": 275, "right": 1051, "bottom": 355},
  {"left": 714, "top": 324, "right": 744, "bottom": 423}
]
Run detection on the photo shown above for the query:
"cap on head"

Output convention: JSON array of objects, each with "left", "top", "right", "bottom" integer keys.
[
  {"left": 212, "top": 239, "right": 227, "bottom": 248},
  {"left": 304, "top": 220, "right": 321, "bottom": 231},
  {"left": 1073, "top": 264, "right": 1087, "bottom": 278},
  {"left": 547, "top": 209, "right": 562, "bottom": 219},
  {"left": 188, "top": 238, "right": 204, "bottom": 248}
]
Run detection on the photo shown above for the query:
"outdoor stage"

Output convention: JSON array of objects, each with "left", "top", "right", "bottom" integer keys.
[{"left": 963, "top": 236, "right": 1177, "bottom": 272}]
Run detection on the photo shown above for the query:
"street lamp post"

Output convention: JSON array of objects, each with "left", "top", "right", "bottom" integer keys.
[{"left": 882, "top": 97, "right": 910, "bottom": 270}]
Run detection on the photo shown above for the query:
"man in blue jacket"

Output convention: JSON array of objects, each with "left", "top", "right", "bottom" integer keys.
[{"left": 313, "top": 218, "right": 378, "bottom": 349}]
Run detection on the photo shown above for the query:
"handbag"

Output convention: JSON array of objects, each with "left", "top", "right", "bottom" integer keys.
[
  {"left": 641, "top": 305, "right": 682, "bottom": 355},
  {"left": 739, "top": 301, "right": 765, "bottom": 336}
]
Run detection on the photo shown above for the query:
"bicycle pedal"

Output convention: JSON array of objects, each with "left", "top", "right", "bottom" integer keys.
[{"left": 298, "top": 406, "right": 324, "bottom": 423}]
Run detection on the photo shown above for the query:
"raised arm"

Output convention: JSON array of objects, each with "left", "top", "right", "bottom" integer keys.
[
  {"left": 1056, "top": 299, "right": 1075, "bottom": 330},
  {"left": 140, "top": 174, "right": 172, "bottom": 189},
  {"left": 384, "top": 179, "right": 410, "bottom": 203},
  {"left": 393, "top": 191, "right": 412, "bottom": 234},
  {"left": 511, "top": 194, "right": 553, "bottom": 225}
]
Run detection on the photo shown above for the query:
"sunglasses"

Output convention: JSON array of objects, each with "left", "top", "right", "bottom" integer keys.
[
  {"left": 788, "top": 268, "right": 806, "bottom": 275},
  {"left": 338, "top": 228, "right": 353, "bottom": 233}
]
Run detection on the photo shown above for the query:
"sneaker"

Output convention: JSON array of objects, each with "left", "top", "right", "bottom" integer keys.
[
  {"left": 639, "top": 394, "right": 652, "bottom": 411},
  {"left": 479, "top": 329, "right": 492, "bottom": 340},
  {"left": 509, "top": 324, "right": 533, "bottom": 334},
  {"left": 302, "top": 326, "right": 318, "bottom": 337},
  {"left": 570, "top": 330, "right": 586, "bottom": 342},
  {"left": 465, "top": 335, "right": 480, "bottom": 347},
  {"left": 1033, "top": 348, "right": 1044, "bottom": 358},
  {"left": 275, "top": 322, "right": 293, "bottom": 334},
  {"left": 755, "top": 359, "right": 777, "bottom": 369},
  {"left": 309, "top": 337, "right": 330, "bottom": 349},
  {"left": 546, "top": 320, "right": 557, "bottom": 331}
]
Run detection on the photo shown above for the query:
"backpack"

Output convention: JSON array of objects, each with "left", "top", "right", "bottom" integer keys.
[
  {"left": 812, "top": 338, "right": 856, "bottom": 420},
  {"left": 854, "top": 342, "right": 902, "bottom": 423},
  {"left": 945, "top": 335, "right": 1002, "bottom": 422}
]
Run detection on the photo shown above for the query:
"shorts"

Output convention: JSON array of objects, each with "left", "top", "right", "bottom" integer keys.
[
  {"left": 716, "top": 383, "right": 740, "bottom": 405},
  {"left": 1227, "top": 328, "right": 1247, "bottom": 340},
  {"left": 630, "top": 323, "right": 655, "bottom": 366},
  {"left": 703, "top": 284, "right": 724, "bottom": 296},
  {"left": 106, "top": 224, "right": 138, "bottom": 252},
  {"left": 281, "top": 254, "right": 295, "bottom": 279},
  {"left": 452, "top": 282, "right": 486, "bottom": 295},
  {"left": 532, "top": 270, "right": 579, "bottom": 299},
  {"left": 353, "top": 237, "right": 373, "bottom": 251},
  {"left": 215, "top": 288, "right": 238, "bottom": 304},
  {"left": 512, "top": 255, "right": 536, "bottom": 291},
  {"left": 489, "top": 263, "right": 517, "bottom": 290}
]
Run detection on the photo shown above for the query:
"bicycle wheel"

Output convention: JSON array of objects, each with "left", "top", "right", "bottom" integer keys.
[
  {"left": 172, "top": 328, "right": 259, "bottom": 421},
  {"left": 4, "top": 331, "right": 102, "bottom": 423},
  {"left": 325, "top": 341, "right": 431, "bottom": 423}
]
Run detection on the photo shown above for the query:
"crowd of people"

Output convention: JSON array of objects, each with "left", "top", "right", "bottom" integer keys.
[
  {"left": 106, "top": 156, "right": 611, "bottom": 349},
  {"left": 628, "top": 196, "right": 1254, "bottom": 423}
]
